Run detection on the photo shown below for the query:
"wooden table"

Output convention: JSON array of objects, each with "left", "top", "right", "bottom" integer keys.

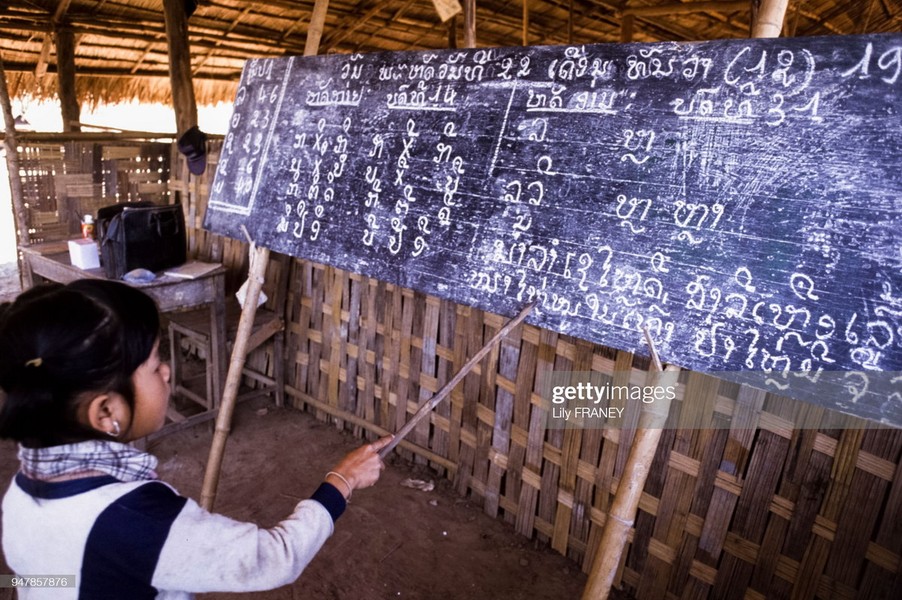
[{"left": 20, "top": 241, "right": 227, "bottom": 437}]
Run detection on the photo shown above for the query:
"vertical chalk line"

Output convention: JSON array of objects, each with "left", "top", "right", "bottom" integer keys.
[{"left": 489, "top": 82, "right": 517, "bottom": 177}]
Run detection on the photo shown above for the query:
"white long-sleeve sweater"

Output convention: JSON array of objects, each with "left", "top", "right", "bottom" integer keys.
[{"left": 2, "top": 473, "right": 346, "bottom": 599}]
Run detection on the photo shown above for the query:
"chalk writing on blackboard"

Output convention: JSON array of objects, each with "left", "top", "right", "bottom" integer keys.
[{"left": 205, "top": 34, "right": 902, "bottom": 426}]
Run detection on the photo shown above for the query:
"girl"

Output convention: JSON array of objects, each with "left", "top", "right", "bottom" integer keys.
[{"left": 0, "top": 279, "right": 390, "bottom": 599}]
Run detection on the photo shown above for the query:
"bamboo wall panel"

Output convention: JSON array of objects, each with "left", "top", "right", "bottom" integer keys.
[
  {"left": 18, "top": 139, "right": 171, "bottom": 244},
  {"left": 280, "top": 259, "right": 902, "bottom": 599}
]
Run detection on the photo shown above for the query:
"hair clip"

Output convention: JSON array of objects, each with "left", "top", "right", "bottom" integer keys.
[{"left": 25, "top": 358, "right": 43, "bottom": 368}]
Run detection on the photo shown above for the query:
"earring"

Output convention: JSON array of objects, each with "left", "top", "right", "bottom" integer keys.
[{"left": 107, "top": 420, "right": 121, "bottom": 438}]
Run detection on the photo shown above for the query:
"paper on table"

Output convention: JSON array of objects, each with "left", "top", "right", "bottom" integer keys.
[{"left": 164, "top": 261, "right": 219, "bottom": 280}]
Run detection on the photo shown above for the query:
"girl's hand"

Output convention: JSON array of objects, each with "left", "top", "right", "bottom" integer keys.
[{"left": 325, "top": 436, "right": 393, "bottom": 499}]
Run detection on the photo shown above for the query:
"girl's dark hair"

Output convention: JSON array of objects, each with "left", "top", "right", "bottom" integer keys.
[{"left": 0, "top": 280, "right": 160, "bottom": 447}]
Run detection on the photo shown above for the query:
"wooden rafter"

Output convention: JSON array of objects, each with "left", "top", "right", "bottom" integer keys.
[
  {"left": 322, "top": 1, "right": 388, "bottom": 52},
  {"left": 193, "top": 6, "right": 254, "bottom": 75},
  {"left": 352, "top": 0, "right": 419, "bottom": 53},
  {"left": 129, "top": 40, "right": 160, "bottom": 75}
]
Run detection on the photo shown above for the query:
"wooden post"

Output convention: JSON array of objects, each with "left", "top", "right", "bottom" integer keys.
[
  {"left": 0, "top": 55, "right": 33, "bottom": 288},
  {"left": 304, "top": 0, "right": 330, "bottom": 57},
  {"left": 621, "top": 14, "right": 634, "bottom": 43},
  {"left": 55, "top": 25, "right": 81, "bottom": 133},
  {"left": 522, "top": 1, "right": 529, "bottom": 46},
  {"left": 751, "top": 0, "right": 788, "bottom": 38},
  {"left": 162, "top": 0, "right": 198, "bottom": 134},
  {"left": 464, "top": 0, "right": 476, "bottom": 49},
  {"left": 199, "top": 0, "right": 332, "bottom": 512},
  {"left": 448, "top": 15, "right": 458, "bottom": 49}
]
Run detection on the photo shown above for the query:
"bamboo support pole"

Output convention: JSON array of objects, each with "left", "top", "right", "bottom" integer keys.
[
  {"left": 581, "top": 327, "right": 680, "bottom": 600},
  {"left": 751, "top": 0, "right": 789, "bottom": 38},
  {"left": 448, "top": 14, "right": 458, "bottom": 49},
  {"left": 378, "top": 302, "right": 536, "bottom": 459},
  {"left": 34, "top": 0, "right": 72, "bottom": 80},
  {"left": 581, "top": 364, "right": 680, "bottom": 599},
  {"left": 582, "top": 7, "right": 791, "bottom": 593},
  {"left": 199, "top": 0, "right": 331, "bottom": 512},
  {"left": 620, "top": 15, "right": 634, "bottom": 43},
  {"left": 200, "top": 245, "right": 270, "bottom": 509},
  {"left": 0, "top": 55, "right": 33, "bottom": 289},
  {"left": 464, "top": 0, "right": 476, "bottom": 49}
]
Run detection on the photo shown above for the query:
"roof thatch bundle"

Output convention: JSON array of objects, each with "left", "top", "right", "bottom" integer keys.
[{"left": 2, "top": 1, "right": 900, "bottom": 107}]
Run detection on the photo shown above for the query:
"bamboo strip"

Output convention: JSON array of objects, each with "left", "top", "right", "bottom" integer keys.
[
  {"left": 712, "top": 430, "right": 790, "bottom": 596},
  {"left": 447, "top": 304, "right": 468, "bottom": 468},
  {"left": 473, "top": 311, "right": 502, "bottom": 503},
  {"left": 622, "top": 1, "right": 748, "bottom": 17},
  {"left": 414, "top": 296, "right": 441, "bottom": 458},
  {"left": 455, "top": 306, "right": 482, "bottom": 495},
  {"left": 485, "top": 315, "right": 522, "bottom": 517},
  {"left": 342, "top": 273, "right": 361, "bottom": 423}
]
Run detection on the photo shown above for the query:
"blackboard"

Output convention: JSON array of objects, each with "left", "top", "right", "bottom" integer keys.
[{"left": 204, "top": 33, "right": 902, "bottom": 427}]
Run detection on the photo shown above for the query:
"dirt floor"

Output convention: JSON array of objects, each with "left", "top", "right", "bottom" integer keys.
[{"left": 0, "top": 396, "right": 594, "bottom": 599}]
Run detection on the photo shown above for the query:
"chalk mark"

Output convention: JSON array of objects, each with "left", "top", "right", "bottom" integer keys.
[{"left": 489, "top": 82, "right": 517, "bottom": 177}]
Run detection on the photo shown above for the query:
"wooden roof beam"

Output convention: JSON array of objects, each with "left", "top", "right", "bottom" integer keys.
[
  {"left": 24, "top": 16, "right": 308, "bottom": 60},
  {"left": 615, "top": 3, "right": 743, "bottom": 43}
]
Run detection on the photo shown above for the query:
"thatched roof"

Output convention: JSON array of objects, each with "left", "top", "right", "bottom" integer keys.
[{"left": 2, "top": 1, "right": 900, "bottom": 107}]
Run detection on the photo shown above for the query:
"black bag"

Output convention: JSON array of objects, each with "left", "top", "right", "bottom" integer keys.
[{"left": 98, "top": 202, "right": 187, "bottom": 279}]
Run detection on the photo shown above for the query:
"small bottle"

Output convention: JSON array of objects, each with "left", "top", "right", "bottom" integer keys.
[{"left": 81, "top": 215, "right": 95, "bottom": 240}]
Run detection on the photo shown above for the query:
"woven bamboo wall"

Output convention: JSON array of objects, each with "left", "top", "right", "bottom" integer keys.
[
  {"left": 17, "top": 138, "right": 170, "bottom": 244},
  {"left": 277, "top": 258, "right": 902, "bottom": 599}
]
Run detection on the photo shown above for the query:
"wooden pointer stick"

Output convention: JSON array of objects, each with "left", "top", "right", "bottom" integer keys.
[{"left": 379, "top": 301, "right": 536, "bottom": 459}]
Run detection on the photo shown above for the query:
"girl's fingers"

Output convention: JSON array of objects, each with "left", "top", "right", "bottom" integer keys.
[{"left": 369, "top": 435, "right": 394, "bottom": 453}]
